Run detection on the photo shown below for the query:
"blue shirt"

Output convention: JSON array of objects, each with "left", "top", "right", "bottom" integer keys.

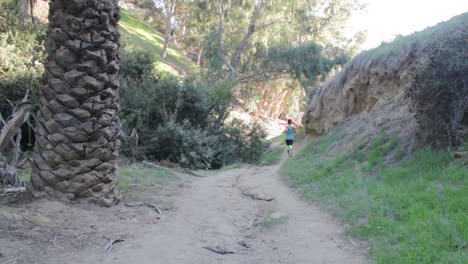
[{"left": 286, "top": 125, "right": 295, "bottom": 140}]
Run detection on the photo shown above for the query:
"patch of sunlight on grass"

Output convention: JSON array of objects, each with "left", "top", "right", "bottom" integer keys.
[
  {"left": 281, "top": 134, "right": 468, "bottom": 263},
  {"left": 119, "top": 9, "right": 197, "bottom": 75},
  {"left": 155, "top": 61, "right": 179, "bottom": 75}
]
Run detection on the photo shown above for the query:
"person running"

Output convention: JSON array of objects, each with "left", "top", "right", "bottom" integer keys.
[{"left": 285, "top": 119, "right": 295, "bottom": 157}]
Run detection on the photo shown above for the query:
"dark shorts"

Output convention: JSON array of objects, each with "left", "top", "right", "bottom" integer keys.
[{"left": 285, "top": 140, "right": 294, "bottom": 146}]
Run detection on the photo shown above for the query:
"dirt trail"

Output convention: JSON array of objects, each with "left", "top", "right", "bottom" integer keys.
[{"left": 90, "top": 139, "right": 366, "bottom": 264}]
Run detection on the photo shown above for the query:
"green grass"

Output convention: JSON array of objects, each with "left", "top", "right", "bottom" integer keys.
[
  {"left": 261, "top": 212, "right": 288, "bottom": 229},
  {"left": 281, "top": 135, "right": 468, "bottom": 263},
  {"left": 259, "top": 148, "right": 283, "bottom": 165},
  {"left": 20, "top": 171, "right": 31, "bottom": 182},
  {"left": 119, "top": 9, "right": 197, "bottom": 75},
  {"left": 117, "top": 163, "right": 176, "bottom": 190}
]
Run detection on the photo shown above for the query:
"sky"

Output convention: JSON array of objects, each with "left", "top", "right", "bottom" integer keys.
[{"left": 347, "top": 0, "right": 468, "bottom": 50}]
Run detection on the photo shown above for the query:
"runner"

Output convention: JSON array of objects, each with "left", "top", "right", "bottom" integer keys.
[{"left": 285, "top": 119, "right": 295, "bottom": 157}]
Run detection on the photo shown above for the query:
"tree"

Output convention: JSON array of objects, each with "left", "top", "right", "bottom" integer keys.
[
  {"left": 197, "top": 0, "right": 364, "bottom": 119},
  {"left": 29, "top": 0, "right": 122, "bottom": 207},
  {"left": 18, "top": 0, "right": 37, "bottom": 22},
  {"left": 160, "top": 0, "right": 177, "bottom": 59}
]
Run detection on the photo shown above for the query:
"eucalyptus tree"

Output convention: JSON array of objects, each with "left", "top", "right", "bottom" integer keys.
[
  {"left": 30, "top": 0, "right": 122, "bottom": 207},
  {"left": 18, "top": 0, "right": 36, "bottom": 21},
  {"left": 160, "top": 0, "right": 178, "bottom": 59},
  {"left": 192, "top": 0, "right": 364, "bottom": 118}
]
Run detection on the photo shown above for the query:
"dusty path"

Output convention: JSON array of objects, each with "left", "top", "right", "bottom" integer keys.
[{"left": 90, "top": 139, "right": 366, "bottom": 264}]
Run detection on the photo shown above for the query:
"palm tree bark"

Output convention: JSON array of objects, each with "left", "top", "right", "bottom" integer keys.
[{"left": 29, "top": 0, "right": 122, "bottom": 207}]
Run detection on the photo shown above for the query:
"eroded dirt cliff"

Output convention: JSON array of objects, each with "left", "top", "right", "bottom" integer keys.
[{"left": 303, "top": 13, "right": 467, "bottom": 148}]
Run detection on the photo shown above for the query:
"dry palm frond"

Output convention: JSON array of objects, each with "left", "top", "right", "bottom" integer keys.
[
  {"left": 0, "top": 102, "right": 33, "bottom": 153},
  {"left": 0, "top": 206, "right": 50, "bottom": 227}
]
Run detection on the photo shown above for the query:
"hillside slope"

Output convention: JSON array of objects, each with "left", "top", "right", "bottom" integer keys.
[
  {"left": 30, "top": 1, "right": 196, "bottom": 76},
  {"left": 119, "top": 9, "right": 197, "bottom": 76},
  {"left": 303, "top": 13, "right": 467, "bottom": 148},
  {"left": 283, "top": 13, "right": 468, "bottom": 263}
]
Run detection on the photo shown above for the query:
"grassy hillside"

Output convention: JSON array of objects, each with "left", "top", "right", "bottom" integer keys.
[
  {"left": 281, "top": 132, "right": 467, "bottom": 263},
  {"left": 119, "top": 9, "right": 197, "bottom": 76}
]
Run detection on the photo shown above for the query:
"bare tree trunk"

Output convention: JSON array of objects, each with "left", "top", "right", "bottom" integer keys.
[
  {"left": 18, "top": 0, "right": 31, "bottom": 21},
  {"left": 264, "top": 86, "right": 282, "bottom": 116},
  {"left": 161, "top": 0, "right": 177, "bottom": 59},
  {"left": 255, "top": 82, "right": 269, "bottom": 115},
  {"left": 230, "top": 0, "right": 266, "bottom": 75},
  {"left": 269, "top": 90, "right": 287, "bottom": 119},
  {"left": 273, "top": 89, "right": 293, "bottom": 120},
  {"left": 197, "top": 46, "right": 203, "bottom": 66}
]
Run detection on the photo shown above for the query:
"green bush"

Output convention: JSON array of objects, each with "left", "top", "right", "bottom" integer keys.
[
  {"left": 409, "top": 14, "right": 468, "bottom": 147},
  {"left": 119, "top": 65, "right": 268, "bottom": 168},
  {"left": 120, "top": 45, "right": 156, "bottom": 79},
  {"left": 0, "top": 2, "right": 45, "bottom": 116},
  {"left": 144, "top": 120, "right": 237, "bottom": 169},
  {"left": 225, "top": 119, "right": 268, "bottom": 164}
]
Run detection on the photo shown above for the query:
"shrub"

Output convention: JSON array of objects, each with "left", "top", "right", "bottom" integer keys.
[
  {"left": 0, "top": 2, "right": 45, "bottom": 116},
  {"left": 410, "top": 16, "right": 468, "bottom": 147},
  {"left": 144, "top": 120, "right": 237, "bottom": 169},
  {"left": 225, "top": 119, "right": 268, "bottom": 164},
  {"left": 119, "top": 69, "right": 269, "bottom": 169},
  {"left": 120, "top": 45, "right": 156, "bottom": 79}
]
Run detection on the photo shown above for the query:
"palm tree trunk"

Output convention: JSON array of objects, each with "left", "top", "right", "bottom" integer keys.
[{"left": 30, "top": 0, "right": 122, "bottom": 207}]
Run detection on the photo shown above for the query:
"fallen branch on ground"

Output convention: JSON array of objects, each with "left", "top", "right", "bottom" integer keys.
[
  {"left": 0, "top": 207, "right": 50, "bottom": 226},
  {"left": 241, "top": 189, "right": 275, "bottom": 201},
  {"left": 104, "top": 238, "right": 125, "bottom": 252},
  {"left": 2, "top": 187, "right": 27, "bottom": 194},
  {"left": 203, "top": 246, "right": 235, "bottom": 255}
]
